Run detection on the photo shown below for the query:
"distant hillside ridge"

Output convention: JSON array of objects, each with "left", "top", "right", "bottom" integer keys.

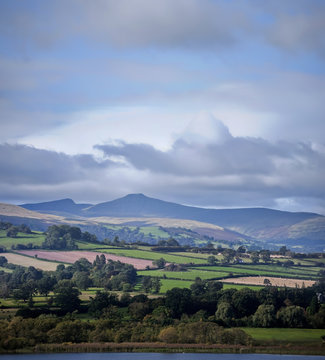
[
  {"left": 22, "top": 198, "right": 93, "bottom": 216},
  {"left": 18, "top": 193, "right": 325, "bottom": 251}
]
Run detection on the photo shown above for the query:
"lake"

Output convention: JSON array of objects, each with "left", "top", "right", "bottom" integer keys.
[{"left": 0, "top": 354, "right": 324, "bottom": 360}]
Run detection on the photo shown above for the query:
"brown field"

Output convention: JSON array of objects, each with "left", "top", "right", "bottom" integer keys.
[
  {"left": 2, "top": 253, "right": 60, "bottom": 271},
  {"left": 15, "top": 250, "right": 154, "bottom": 269},
  {"left": 221, "top": 276, "right": 315, "bottom": 288}
]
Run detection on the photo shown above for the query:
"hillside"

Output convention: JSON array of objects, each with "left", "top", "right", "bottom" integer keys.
[
  {"left": 13, "top": 193, "right": 325, "bottom": 252},
  {"left": 22, "top": 198, "right": 92, "bottom": 216}
]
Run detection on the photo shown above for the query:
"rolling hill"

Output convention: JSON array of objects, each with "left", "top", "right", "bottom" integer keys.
[{"left": 3, "top": 193, "right": 323, "bottom": 252}]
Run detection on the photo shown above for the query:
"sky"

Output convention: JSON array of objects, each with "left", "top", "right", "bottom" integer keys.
[{"left": 0, "top": 0, "right": 325, "bottom": 214}]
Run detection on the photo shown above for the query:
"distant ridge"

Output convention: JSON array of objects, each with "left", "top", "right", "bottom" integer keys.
[
  {"left": 18, "top": 193, "right": 325, "bottom": 251},
  {"left": 22, "top": 198, "right": 92, "bottom": 216}
]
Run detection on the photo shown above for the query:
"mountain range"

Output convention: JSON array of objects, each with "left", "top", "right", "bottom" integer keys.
[{"left": 0, "top": 194, "right": 324, "bottom": 252}]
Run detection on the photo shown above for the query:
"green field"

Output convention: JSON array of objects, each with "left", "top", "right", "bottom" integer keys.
[
  {"left": 159, "top": 278, "right": 192, "bottom": 293},
  {"left": 99, "top": 248, "right": 207, "bottom": 264},
  {"left": 222, "top": 283, "right": 263, "bottom": 291},
  {"left": 138, "top": 268, "right": 229, "bottom": 281},
  {"left": 195, "top": 264, "right": 319, "bottom": 279},
  {"left": 75, "top": 241, "right": 114, "bottom": 250},
  {"left": 243, "top": 327, "right": 325, "bottom": 343},
  {"left": 0, "top": 230, "right": 45, "bottom": 249}
]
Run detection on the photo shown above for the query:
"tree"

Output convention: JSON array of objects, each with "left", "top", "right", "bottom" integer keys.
[
  {"left": 13, "top": 280, "right": 36, "bottom": 302},
  {"left": 47, "top": 320, "right": 92, "bottom": 343},
  {"left": 261, "top": 250, "right": 271, "bottom": 263},
  {"left": 37, "top": 275, "right": 56, "bottom": 297},
  {"left": 222, "top": 249, "right": 236, "bottom": 264},
  {"left": 232, "top": 288, "right": 259, "bottom": 318},
  {"left": 53, "top": 280, "right": 80, "bottom": 313},
  {"left": 207, "top": 255, "right": 217, "bottom": 265},
  {"left": 7, "top": 226, "right": 18, "bottom": 238},
  {"left": 253, "top": 304, "right": 276, "bottom": 327},
  {"left": 158, "top": 327, "right": 178, "bottom": 343},
  {"left": 0, "top": 256, "right": 8, "bottom": 267},
  {"left": 276, "top": 305, "right": 307, "bottom": 328},
  {"left": 215, "top": 302, "right": 235, "bottom": 325},
  {"left": 153, "top": 257, "right": 166, "bottom": 268},
  {"left": 89, "top": 291, "right": 118, "bottom": 316},
  {"left": 72, "top": 271, "right": 92, "bottom": 290},
  {"left": 251, "top": 251, "right": 260, "bottom": 264},
  {"left": 141, "top": 276, "right": 161, "bottom": 294},
  {"left": 165, "top": 288, "right": 193, "bottom": 318}
]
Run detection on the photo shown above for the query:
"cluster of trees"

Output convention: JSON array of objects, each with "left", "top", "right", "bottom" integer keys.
[
  {"left": 0, "top": 222, "right": 32, "bottom": 238},
  {"left": 42, "top": 225, "right": 98, "bottom": 250},
  {"left": 0, "top": 254, "right": 137, "bottom": 306},
  {"left": 0, "top": 313, "right": 252, "bottom": 350},
  {"left": 1, "top": 276, "right": 324, "bottom": 351},
  {"left": 42, "top": 225, "right": 81, "bottom": 250}
]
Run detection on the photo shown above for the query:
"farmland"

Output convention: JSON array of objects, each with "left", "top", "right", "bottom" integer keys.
[
  {"left": 99, "top": 247, "right": 208, "bottom": 264},
  {"left": 0, "top": 230, "right": 45, "bottom": 249},
  {"left": 14, "top": 249, "right": 154, "bottom": 270},
  {"left": 195, "top": 264, "right": 319, "bottom": 279},
  {"left": 2, "top": 252, "right": 62, "bottom": 271},
  {"left": 138, "top": 268, "right": 232, "bottom": 281},
  {"left": 221, "top": 276, "right": 315, "bottom": 288}
]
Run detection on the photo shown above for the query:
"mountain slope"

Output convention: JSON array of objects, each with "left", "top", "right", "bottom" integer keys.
[
  {"left": 22, "top": 198, "right": 92, "bottom": 216},
  {"left": 16, "top": 194, "right": 325, "bottom": 251},
  {"left": 84, "top": 194, "right": 325, "bottom": 251}
]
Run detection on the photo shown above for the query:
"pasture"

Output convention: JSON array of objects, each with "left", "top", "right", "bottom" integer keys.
[
  {"left": 0, "top": 230, "right": 45, "bottom": 249},
  {"left": 195, "top": 264, "right": 319, "bottom": 279},
  {"left": 99, "top": 248, "right": 207, "bottom": 264},
  {"left": 138, "top": 268, "right": 229, "bottom": 281},
  {"left": 243, "top": 328, "right": 325, "bottom": 343}
]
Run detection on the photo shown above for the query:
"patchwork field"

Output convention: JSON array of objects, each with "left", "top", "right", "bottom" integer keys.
[
  {"left": 221, "top": 276, "right": 315, "bottom": 288},
  {"left": 0, "top": 230, "right": 45, "bottom": 249},
  {"left": 99, "top": 248, "right": 208, "bottom": 264},
  {"left": 2, "top": 253, "right": 61, "bottom": 271},
  {"left": 15, "top": 250, "right": 154, "bottom": 269},
  {"left": 195, "top": 264, "right": 320, "bottom": 279},
  {"left": 138, "top": 268, "right": 230, "bottom": 281}
]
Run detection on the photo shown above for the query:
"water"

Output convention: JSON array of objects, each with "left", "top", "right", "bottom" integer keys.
[{"left": 0, "top": 354, "right": 324, "bottom": 360}]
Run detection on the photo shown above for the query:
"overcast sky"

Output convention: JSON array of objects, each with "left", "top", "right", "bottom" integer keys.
[{"left": 1, "top": 0, "right": 325, "bottom": 214}]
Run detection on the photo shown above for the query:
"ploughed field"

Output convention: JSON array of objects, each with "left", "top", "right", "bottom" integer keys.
[
  {"left": 221, "top": 276, "right": 315, "bottom": 288},
  {"left": 14, "top": 250, "right": 154, "bottom": 270}
]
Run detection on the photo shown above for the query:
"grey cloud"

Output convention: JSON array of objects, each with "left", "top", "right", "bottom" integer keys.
[
  {"left": 0, "top": 143, "right": 115, "bottom": 185},
  {"left": 0, "top": 0, "right": 248, "bottom": 51},
  {"left": 258, "top": 1, "right": 325, "bottom": 56},
  {"left": 96, "top": 136, "right": 291, "bottom": 177},
  {"left": 95, "top": 122, "right": 325, "bottom": 207},
  {"left": 80, "top": 0, "right": 244, "bottom": 49}
]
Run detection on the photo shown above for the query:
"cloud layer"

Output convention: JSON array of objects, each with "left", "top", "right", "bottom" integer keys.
[{"left": 1, "top": 118, "right": 324, "bottom": 214}]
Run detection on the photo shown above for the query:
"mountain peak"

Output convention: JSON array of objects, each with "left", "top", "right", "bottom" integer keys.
[{"left": 124, "top": 193, "right": 147, "bottom": 198}]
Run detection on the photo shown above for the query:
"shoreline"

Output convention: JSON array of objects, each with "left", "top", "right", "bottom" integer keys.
[{"left": 2, "top": 342, "right": 325, "bottom": 356}]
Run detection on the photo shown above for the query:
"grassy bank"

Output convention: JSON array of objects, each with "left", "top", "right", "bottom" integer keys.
[{"left": 1, "top": 341, "right": 324, "bottom": 356}]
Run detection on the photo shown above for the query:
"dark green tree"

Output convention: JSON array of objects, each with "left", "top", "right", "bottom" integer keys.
[{"left": 53, "top": 280, "right": 81, "bottom": 313}]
